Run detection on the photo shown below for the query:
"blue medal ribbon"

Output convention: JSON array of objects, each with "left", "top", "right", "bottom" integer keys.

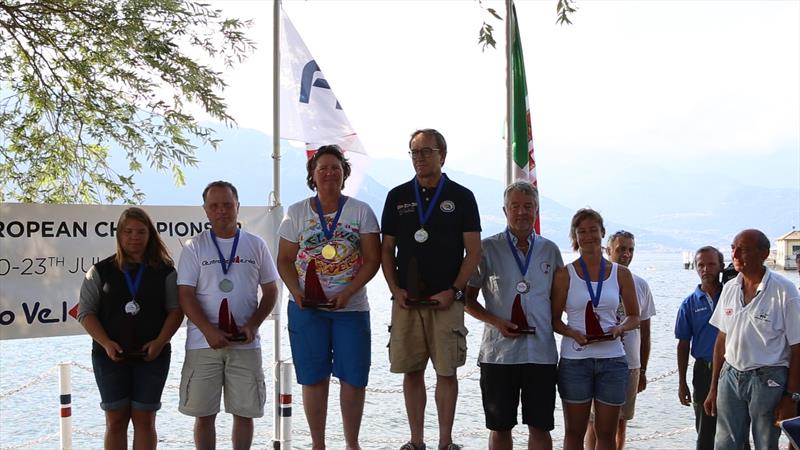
[
  {"left": 505, "top": 229, "right": 535, "bottom": 279},
  {"left": 210, "top": 229, "right": 240, "bottom": 275},
  {"left": 413, "top": 174, "right": 447, "bottom": 230},
  {"left": 314, "top": 195, "right": 346, "bottom": 242},
  {"left": 123, "top": 263, "right": 145, "bottom": 300},
  {"left": 578, "top": 256, "right": 606, "bottom": 307}
]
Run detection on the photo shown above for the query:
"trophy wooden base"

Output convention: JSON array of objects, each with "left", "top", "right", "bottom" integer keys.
[
  {"left": 406, "top": 298, "right": 440, "bottom": 307},
  {"left": 514, "top": 327, "right": 536, "bottom": 335},
  {"left": 586, "top": 333, "right": 615, "bottom": 343},
  {"left": 301, "top": 301, "right": 335, "bottom": 309},
  {"left": 228, "top": 334, "right": 247, "bottom": 342},
  {"left": 120, "top": 350, "right": 146, "bottom": 359}
]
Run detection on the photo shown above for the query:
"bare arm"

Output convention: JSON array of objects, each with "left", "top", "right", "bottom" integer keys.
[
  {"left": 381, "top": 234, "right": 408, "bottom": 307},
  {"left": 551, "top": 266, "right": 587, "bottom": 345},
  {"left": 240, "top": 281, "right": 278, "bottom": 344},
  {"left": 612, "top": 265, "right": 640, "bottom": 337},
  {"left": 465, "top": 285, "right": 520, "bottom": 337},
  {"left": 703, "top": 331, "right": 726, "bottom": 416},
  {"left": 329, "top": 233, "right": 381, "bottom": 309},
  {"left": 142, "top": 307, "right": 184, "bottom": 361},
  {"left": 79, "top": 314, "right": 123, "bottom": 361},
  {"left": 638, "top": 318, "right": 651, "bottom": 392},
  {"left": 276, "top": 238, "right": 303, "bottom": 304},
  {"left": 677, "top": 339, "right": 692, "bottom": 406},
  {"left": 178, "top": 284, "right": 230, "bottom": 349},
  {"left": 431, "top": 231, "right": 482, "bottom": 310},
  {"left": 775, "top": 343, "right": 800, "bottom": 422}
]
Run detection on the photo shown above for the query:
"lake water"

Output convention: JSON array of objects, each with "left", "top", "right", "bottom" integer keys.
[{"left": 1, "top": 252, "right": 796, "bottom": 449}]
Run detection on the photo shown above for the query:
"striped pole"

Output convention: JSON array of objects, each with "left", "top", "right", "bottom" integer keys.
[
  {"left": 58, "top": 362, "right": 72, "bottom": 450},
  {"left": 279, "top": 362, "right": 293, "bottom": 448}
]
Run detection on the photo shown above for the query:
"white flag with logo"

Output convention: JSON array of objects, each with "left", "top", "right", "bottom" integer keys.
[{"left": 280, "top": 8, "right": 368, "bottom": 194}]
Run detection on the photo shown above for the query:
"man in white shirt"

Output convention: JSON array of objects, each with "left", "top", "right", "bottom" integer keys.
[
  {"left": 585, "top": 230, "right": 656, "bottom": 450},
  {"left": 177, "top": 181, "right": 279, "bottom": 450},
  {"left": 704, "top": 229, "right": 800, "bottom": 450}
]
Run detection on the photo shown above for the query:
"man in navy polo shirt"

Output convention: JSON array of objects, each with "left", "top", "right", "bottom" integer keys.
[
  {"left": 381, "top": 128, "right": 482, "bottom": 450},
  {"left": 675, "top": 246, "right": 725, "bottom": 450}
]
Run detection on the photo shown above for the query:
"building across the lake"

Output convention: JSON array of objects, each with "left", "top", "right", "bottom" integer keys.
[{"left": 775, "top": 229, "right": 800, "bottom": 270}]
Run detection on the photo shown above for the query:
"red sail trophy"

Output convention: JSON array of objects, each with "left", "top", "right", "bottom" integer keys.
[
  {"left": 584, "top": 301, "right": 614, "bottom": 343},
  {"left": 510, "top": 294, "right": 536, "bottom": 334},
  {"left": 302, "top": 258, "right": 335, "bottom": 308},
  {"left": 218, "top": 298, "right": 247, "bottom": 342}
]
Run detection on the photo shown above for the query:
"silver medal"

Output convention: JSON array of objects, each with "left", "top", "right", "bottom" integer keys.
[
  {"left": 219, "top": 278, "right": 234, "bottom": 292},
  {"left": 124, "top": 299, "right": 140, "bottom": 316},
  {"left": 516, "top": 281, "right": 530, "bottom": 294},
  {"left": 414, "top": 228, "right": 429, "bottom": 243}
]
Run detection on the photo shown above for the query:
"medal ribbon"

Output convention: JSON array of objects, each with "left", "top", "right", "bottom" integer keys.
[
  {"left": 578, "top": 256, "right": 606, "bottom": 307},
  {"left": 314, "top": 195, "right": 346, "bottom": 242},
  {"left": 210, "top": 229, "right": 240, "bottom": 275},
  {"left": 505, "top": 229, "right": 535, "bottom": 279},
  {"left": 413, "top": 174, "right": 447, "bottom": 229},
  {"left": 123, "top": 263, "right": 145, "bottom": 300}
]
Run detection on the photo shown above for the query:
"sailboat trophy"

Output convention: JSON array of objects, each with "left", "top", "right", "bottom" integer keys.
[{"left": 301, "top": 258, "right": 335, "bottom": 308}]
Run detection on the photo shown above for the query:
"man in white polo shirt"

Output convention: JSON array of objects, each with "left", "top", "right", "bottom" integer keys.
[{"left": 703, "top": 229, "right": 800, "bottom": 450}]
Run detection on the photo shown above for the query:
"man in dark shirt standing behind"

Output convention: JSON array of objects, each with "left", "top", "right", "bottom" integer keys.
[{"left": 381, "top": 128, "right": 482, "bottom": 450}]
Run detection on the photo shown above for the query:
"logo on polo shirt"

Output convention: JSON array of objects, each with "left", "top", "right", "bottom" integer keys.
[
  {"left": 753, "top": 312, "right": 771, "bottom": 323},
  {"left": 540, "top": 262, "right": 552, "bottom": 274},
  {"left": 724, "top": 308, "right": 733, "bottom": 316},
  {"left": 440, "top": 200, "right": 455, "bottom": 213},
  {"left": 694, "top": 306, "right": 709, "bottom": 313}
]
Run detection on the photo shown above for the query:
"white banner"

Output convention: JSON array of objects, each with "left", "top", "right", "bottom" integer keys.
[
  {"left": 0, "top": 203, "right": 273, "bottom": 340},
  {"left": 279, "top": 7, "right": 369, "bottom": 194}
]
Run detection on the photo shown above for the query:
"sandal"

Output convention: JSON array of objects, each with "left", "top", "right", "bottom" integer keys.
[
  {"left": 441, "top": 444, "right": 462, "bottom": 450},
  {"left": 399, "top": 442, "right": 426, "bottom": 450}
]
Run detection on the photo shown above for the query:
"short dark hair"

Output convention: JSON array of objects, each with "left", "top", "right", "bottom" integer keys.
[
  {"left": 607, "top": 230, "right": 635, "bottom": 248},
  {"left": 569, "top": 208, "right": 605, "bottom": 252},
  {"left": 696, "top": 245, "right": 724, "bottom": 267},
  {"left": 306, "top": 145, "right": 351, "bottom": 191},
  {"left": 202, "top": 180, "right": 238, "bottom": 202},
  {"left": 409, "top": 128, "right": 447, "bottom": 154}
]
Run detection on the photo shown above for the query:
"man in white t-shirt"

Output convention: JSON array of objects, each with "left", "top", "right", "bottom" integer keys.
[
  {"left": 585, "top": 230, "right": 656, "bottom": 450},
  {"left": 177, "top": 181, "right": 279, "bottom": 450},
  {"left": 704, "top": 229, "right": 800, "bottom": 450}
]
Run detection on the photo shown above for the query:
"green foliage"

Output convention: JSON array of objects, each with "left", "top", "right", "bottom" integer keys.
[
  {"left": 0, "top": 0, "right": 254, "bottom": 203},
  {"left": 556, "top": 0, "right": 578, "bottom": 25},
  {"left": 477, "top": 0, "right": 577, "bottom": 51}
]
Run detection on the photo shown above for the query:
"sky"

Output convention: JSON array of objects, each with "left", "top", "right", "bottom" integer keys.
[{"left": 192, "top": 0, "right": 799, "bottom": 213}]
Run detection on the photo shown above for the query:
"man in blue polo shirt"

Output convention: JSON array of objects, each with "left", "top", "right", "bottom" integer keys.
[{"left": 675, "top": 246, "right": 724, "bottom": 450}]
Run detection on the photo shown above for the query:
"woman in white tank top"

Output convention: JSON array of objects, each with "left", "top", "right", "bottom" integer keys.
[{"left": 551, "top": 209, "right": 640, "bottom": 450}]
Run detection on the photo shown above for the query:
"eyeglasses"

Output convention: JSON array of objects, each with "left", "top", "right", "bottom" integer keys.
[
  {"left": 610, "top": 230, "right": 635, "bottom": 239},
  {"left": 408, "top": 147, "right": 440, "bottom": 159}
]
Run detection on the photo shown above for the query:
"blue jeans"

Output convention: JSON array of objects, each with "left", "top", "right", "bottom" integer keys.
[{"left": 714, "top": 363, "right": 787, "bottom": 450}]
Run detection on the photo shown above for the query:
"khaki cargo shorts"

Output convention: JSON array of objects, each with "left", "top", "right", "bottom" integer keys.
[
  {"left": 388, "top": 300, "right": 468, "bottom": 377},
  {"left": 179, "top": 347, "right": 266, "bottom": 418}
]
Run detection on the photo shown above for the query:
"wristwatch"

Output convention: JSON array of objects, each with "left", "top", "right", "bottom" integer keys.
[
  {"left": 450, "top": 286, "right": 465, "bottom": 302},
  {"left": 786, "top": 391, "right": 800, "bottom": 402}
]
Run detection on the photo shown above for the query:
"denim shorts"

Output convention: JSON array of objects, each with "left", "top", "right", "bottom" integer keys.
[
  {"left": 287, "top": 300, "right": 371, "bottom": 388},
  {"left": 557, "top": 356, "right": 628, "bottom": 406},
  {"left": 91, "top": 346, "right": 171, "bottom": 411}
]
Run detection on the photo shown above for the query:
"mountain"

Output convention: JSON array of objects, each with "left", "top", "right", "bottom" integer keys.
[{"left": 131, "top": 125, "right": 799, "bottom": 252}]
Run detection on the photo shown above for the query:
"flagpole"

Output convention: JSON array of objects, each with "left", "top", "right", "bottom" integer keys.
[
  {"left": 273, "top": 0, "right": 282, "bottom": 208},
  {"left": 271, "top": 0, "right": 283, "bottom": 448},
  {"left": 505, "top": 0, "right": 513, "bottom": 186}
]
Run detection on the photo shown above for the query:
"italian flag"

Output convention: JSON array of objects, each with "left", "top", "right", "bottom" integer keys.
[{"left": 509, "top": 3, "right": 539, "bottom": 232}]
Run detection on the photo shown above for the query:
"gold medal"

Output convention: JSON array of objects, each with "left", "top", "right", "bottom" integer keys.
[{"left": 321, "top": 244, "right": 336, "bottom": 260}]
